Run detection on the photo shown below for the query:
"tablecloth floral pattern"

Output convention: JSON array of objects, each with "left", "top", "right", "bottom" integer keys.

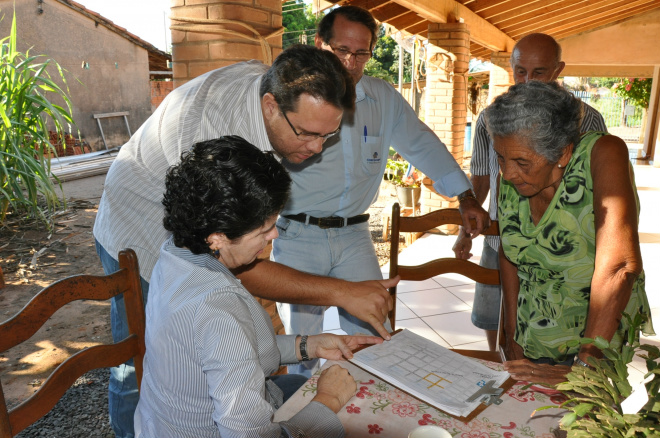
[{"left": 274, "top": 360, "right": 567, "bottom": 438}]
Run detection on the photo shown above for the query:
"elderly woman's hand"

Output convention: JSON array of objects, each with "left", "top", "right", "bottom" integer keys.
[
  {"left": 503, "top": 359, "right": 571, "bottom": 386},
  {"left": 313, "top": 364, "right": 357, "bottom": 413},
  {"left": 304, "top": 334, "right": 384, "bottom": 361}
]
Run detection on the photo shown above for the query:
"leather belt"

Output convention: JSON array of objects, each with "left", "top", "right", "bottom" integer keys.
[{"left": 283, "top": 213, "right": 370, "bottom": 229}]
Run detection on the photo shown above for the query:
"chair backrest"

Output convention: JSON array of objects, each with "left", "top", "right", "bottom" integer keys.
[
  {"left": 0, "top": 249, "right": 145, "bottom": 438},
  {"left": 388, "top": 204, "right": 500, "bottom": 332}
]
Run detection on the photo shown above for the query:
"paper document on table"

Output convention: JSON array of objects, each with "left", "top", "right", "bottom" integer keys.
[{"left": 349, "top": 329, "right": 510, "bottom": 418}]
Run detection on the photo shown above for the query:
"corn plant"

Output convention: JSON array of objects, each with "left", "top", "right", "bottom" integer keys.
[{"left": 0, "top": 11, "right": 75, "bottom": 228}]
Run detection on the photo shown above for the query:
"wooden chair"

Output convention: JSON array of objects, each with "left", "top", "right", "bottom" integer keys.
[
  {"left": 0, "top": 249, "right": 145, "bottom": 437},
  {"left": 388, "top": 204, "right": 503, "bottom": 362}
]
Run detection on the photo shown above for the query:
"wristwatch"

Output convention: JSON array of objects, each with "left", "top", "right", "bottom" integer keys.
[
  {"left": 574, "top": 357, "right": 592, "bottom": 369},
  {"left": 299, "top": 335, "right": 310, "bottom": 361},
  {"left": 457, "top": 189, "right": 477, "bottom": 203}
]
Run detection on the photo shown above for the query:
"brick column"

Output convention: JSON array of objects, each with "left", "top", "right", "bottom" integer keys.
[
  {"left": 170, "top": 0, "right": 283, "bottom": 87},
  {"left": 421, "top": 23, "right": 470, "bottom": 232},
  {"left": 488, "top": 51, "right": 513, "bottom": 104}
]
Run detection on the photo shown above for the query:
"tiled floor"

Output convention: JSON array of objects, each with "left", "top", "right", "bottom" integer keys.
[{"left": 323, "top": 161, "right": 660, "bottom": 386}]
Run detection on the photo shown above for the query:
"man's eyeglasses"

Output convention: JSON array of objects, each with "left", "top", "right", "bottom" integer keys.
[
  {"left": 326, "top": 44, "right": 372, "bottom": 63},
  {"left": 281, "top": 111, "right": 340, "bottom": 142}
]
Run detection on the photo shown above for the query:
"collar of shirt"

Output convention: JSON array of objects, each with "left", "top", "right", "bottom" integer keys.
[
  {"left": 355, "top": 76, "right": 380, "bottom": 104},
  {"left": 164, "top": 237, "right": 236, "bottom": 279}
]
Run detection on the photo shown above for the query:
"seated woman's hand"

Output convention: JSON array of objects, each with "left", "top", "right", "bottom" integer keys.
[
  {"left": 306, "top": 334, "right": 383, "bottom": 361},
  {"left": 503, "top": 359, "right": 571, "bottom": 386},
  {"left": 312, "top": 364, "right": 357, "bottom": 413}
]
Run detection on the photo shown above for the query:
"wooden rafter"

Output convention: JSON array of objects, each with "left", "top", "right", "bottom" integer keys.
[
  {"left": 299, "top": 0, "right": 660, "bottom": 63},
  {"left": 392, "top": 0, "right": 516, "bottom": 51},
  {"left": 502, "top": 0, "right": 655, "bottom": 35}
]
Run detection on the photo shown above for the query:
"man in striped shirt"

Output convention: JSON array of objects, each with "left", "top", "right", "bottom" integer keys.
[
  {"left": 93, "top": 45, "right": 398, "bottom": 438},
  {"left": 453, "top": 33, "right": 607, "bottom": 352}
]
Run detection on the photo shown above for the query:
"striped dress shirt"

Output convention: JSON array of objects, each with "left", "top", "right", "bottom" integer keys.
[
  {"left": 135, "top": 237, "right": 344, "bottom": 438},
  {"left": 471, "top": 100, "right": 607, "bottom": 251},
  {"left": 93, "top": 61, "right": 273, "bottom": 281}
]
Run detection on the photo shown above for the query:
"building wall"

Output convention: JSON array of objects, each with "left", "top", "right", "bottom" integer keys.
[
  {"left": 151, "top": 81, "right": 174, "bottom": 112},
  {"left": 0, "top": 0, "right": 153, "bottom": 151}
]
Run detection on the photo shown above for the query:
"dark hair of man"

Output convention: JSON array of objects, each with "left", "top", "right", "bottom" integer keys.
[
  {"left": 317, "top": 5, "right": 379, "bottom": 50},
  {"left": 259, "top": 44, "right": 355, "bottom": 114},
  {"left": 162, "top": 136, "right": 291, "bottom": 255}
]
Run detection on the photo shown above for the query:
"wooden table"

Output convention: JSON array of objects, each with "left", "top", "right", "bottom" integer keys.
[{"left": 274, "top": 358, "right": 566, "bottom": 438}]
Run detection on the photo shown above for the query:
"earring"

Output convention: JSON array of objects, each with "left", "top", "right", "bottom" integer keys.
[
  {"left": 213, "top": 249, "right": 220, "bottom": 257},
  {"left": 558, "top": 164, "right": 563, "bottom": 168}
]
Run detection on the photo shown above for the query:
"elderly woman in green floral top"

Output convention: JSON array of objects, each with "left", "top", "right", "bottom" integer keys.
[{"left": 485, "top": 81, "right": 654, "bottom": 385}]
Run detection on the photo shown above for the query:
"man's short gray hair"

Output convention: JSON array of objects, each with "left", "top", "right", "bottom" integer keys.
[{"left": 484, "top": 81, "right": 583, "bottom": 163}]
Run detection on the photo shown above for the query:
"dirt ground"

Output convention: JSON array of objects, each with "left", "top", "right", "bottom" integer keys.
[
  {"left": 0, "top": 175, "right": 109, "bottom": 408},
  {"left": 0, "top": 174, "right": 402, "bottom": 409}
]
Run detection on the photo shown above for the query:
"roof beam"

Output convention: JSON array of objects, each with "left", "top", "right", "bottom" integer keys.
[
  {"left": 500, "top": 0, "right": 632, "bottom": 34},
  {"left": 552, "top": 3, "right": 660, "bottom": 40},
  {"left": 392, "top": 0, "right": 516, "bottom": 51},
  {"left": 510, "top": 0, "right": 656, "bottom": 38}
]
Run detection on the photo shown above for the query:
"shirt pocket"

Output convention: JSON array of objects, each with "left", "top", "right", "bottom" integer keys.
[{"left": 360, "top": 135, "right": 385, "bottom": 175}]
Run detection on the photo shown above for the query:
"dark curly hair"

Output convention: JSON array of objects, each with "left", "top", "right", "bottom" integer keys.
[
  {"left": 260, "top": 44, "right": 355, "bottom": 114},
  {"left": 162, "top": 136, "right": 291, "bottom": 254}
]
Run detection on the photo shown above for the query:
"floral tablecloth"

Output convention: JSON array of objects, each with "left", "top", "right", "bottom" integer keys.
[{"left": 274, "top": 360, "right": 567, "bottom": 438}]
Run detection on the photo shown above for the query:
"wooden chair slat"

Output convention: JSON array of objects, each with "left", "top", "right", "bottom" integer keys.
[{"left": 0, "top": 249, "right": 145, "bottom": 437}]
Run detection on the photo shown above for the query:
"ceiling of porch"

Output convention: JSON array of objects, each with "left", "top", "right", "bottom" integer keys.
[{"left": 311, "top": 0, "right": 660, "bottom": 60}]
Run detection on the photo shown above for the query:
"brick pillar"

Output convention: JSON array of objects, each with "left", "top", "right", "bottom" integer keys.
[
  {"left": 488, "top": 51, "right": 513, "bottom": 104},
  {"left": 170, "top": 0, "right": 283, "bottom": 87},
  {"left": 422, "top": 23, "right": 470, "bottom": 233}
]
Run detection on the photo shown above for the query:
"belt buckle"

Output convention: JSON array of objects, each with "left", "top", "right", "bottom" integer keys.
[{"left": 317, "top": 218, "right": 332, "bottom": 229}]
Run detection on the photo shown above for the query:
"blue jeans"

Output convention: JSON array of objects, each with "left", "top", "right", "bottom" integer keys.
[
  {"left": 269, "top": 374, "right": 309, "bottom": 402},
  {"left": 471, "top": 240, "right": 502, "bottom": 331},
  {"left": 272, "top": 217, "right": 391, "bottom": 376},
  {"left": 95, "top": 240, "right": 149, "bottom": 438}
]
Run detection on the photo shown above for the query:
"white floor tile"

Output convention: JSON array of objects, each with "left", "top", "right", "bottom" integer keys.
[
  {"left": 422, "top": 311, "right": 485, "bottom": 348},
  {"left": 393, "top": 298, "right": 417, "bottom": 321},
  {"left": 395, "top": 278, "right": 443, "bottom": 294},
  {"left": 398, "top": 287, "right": 470, "bottom": 317},
  {"left": 444, "top": 283, "right": 477, "bottom": 308},
  {"left": 453, "top": 339, "right": 491, "bottom": 351},
  {"left": 432, "top": 272, "right": 476, "bottom": 288},
  {"left": 395, "top": 319, "right": 451, "bottom": 348}
]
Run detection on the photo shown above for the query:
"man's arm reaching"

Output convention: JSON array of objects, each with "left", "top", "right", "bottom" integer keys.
[{"left": 234, "top": 259, "right": 398, "bottom": 339}]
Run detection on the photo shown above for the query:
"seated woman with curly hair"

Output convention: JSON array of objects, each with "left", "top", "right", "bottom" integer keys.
[
  {"left": 485, "top": 81, "right": 654, "bottom": 385},
  {"left": 134, "top": 136, "right": 382, "bottom": 438}
]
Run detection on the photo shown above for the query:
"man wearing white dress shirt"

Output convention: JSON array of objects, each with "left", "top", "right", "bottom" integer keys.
[
  {"left": 94, "top": 45, "right": 402, "bottom": 438},
  {"left": 262, "top": 6, "right": 490, "bottom": 376}
]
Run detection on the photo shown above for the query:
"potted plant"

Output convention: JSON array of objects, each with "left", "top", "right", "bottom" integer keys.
[
  {"left": 386, "top": 158, "right": 421, "bottom": 208},
  {"left": 535, "top": 313, "right": 659, "bottom": 437}
]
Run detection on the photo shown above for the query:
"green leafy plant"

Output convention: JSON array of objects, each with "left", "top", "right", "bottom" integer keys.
[
  {"left": 612, "top": 78, "right": 652, "bottom": 109},
  {"left": 385, "top": 158, "right": 420, "bottom": 188},
  {"left": 535, "top": 313, "right": 659, "bottom": 438},
  {"left": 0, "top": 12, "right": 74, "bottom": 228}
]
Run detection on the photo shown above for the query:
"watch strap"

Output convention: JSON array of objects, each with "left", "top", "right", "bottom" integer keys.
[{"left": 299, "top": 335, "right": 310, "bottom": 361}]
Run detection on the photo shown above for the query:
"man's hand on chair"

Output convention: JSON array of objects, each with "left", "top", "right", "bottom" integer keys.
[
  {"left": 458, "top": 197, "right": 490, "bottom": 238},
  {"left": 336, "top": 276, "right": 399, "bottom": 340}
]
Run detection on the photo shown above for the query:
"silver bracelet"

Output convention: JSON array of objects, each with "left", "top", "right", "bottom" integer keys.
[{"left": 299, "top": 335, "right": 310, "bottom": 361}]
